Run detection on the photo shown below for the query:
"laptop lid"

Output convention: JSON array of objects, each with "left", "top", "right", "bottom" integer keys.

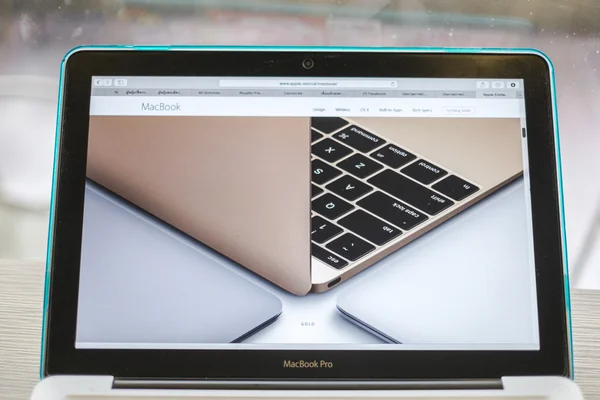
[
  {"left": 86, "top": 115, "right": 313, "bottom": 296},
  {"left": 41, "top": 47, "right": 571, "bottom": 386}
]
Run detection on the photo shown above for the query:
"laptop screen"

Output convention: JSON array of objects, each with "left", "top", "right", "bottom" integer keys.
[{"left": 76, "top": 76, "right": 538, "bottom": 351}]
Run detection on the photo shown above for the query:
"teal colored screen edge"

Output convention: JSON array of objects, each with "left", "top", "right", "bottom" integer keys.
[{"left": 40, "top": 45, "right": 573, "bottom": 380}]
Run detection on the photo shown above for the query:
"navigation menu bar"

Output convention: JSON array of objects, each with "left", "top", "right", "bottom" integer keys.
[
  {"left": 92, "top": 87, "right": 523, "bottom": 99},
  {"left": 89, "top": 96, "right": 521, "bottom": 118}
]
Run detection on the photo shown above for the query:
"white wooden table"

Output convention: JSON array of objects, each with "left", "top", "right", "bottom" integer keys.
[{"left": 1, "top": 260, "right": 599, "bottom": 399}]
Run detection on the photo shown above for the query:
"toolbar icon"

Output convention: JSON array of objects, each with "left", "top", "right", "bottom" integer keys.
[{"left": 476, "top": 81, "right": 490, "bottom": 89}]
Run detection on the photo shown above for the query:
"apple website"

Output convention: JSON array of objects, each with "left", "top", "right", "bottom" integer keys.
[{"left": 76, "top": 77, "right": 539, "bottom": 351}]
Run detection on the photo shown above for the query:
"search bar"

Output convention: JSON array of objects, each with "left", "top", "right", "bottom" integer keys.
[{"left": 219, "top": 79, "right": 397, "bottom": 88}]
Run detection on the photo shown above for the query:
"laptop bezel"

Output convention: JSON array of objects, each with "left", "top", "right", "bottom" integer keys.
[{"left": 42, "top": 47, "right": 571, "bottom": 380}]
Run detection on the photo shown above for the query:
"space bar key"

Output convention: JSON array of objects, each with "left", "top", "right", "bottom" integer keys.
[{"left": 367, "top": 169, "right": 454, "bottom": 215}]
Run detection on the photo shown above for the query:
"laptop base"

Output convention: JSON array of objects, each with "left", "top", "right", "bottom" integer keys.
[{"left": 32, "top": 376, "right": 583, "bottom": 400}]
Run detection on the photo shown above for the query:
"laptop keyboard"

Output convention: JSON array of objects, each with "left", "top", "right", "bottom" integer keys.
[{"left": 310, "top": 117, "right": 480, "bottom": 270}]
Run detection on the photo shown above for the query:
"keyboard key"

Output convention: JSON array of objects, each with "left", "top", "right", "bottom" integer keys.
[
  {"left": 312, "top": 159, "right": 342, "bottom": 185},
  {"left": 326, "top": 233, "right": 375, "bottom": 261},
  {"left": 326, "top": 175, "right": 373, "bottom": 201},
  {"left": 311, "top": 129, "right": 324, "bottom": 143},
  {"left": 401, "top": 160, "right": 448, "bottom": 185},
  {"left": 311, "top": 117, "right": 349, "bottom": 134},
  {"left": 312, "top": 138, "right": 353, "bottom": 163},
  {"left": 338, "top": 210, "right": 402, "bottom": 246},
  {"left": 312, "top": 243, "right": 348, "bottom": 269},
  {"left": 312, "top": 193, "right": 354, "bottom": 220},
  {"left": 312, "top": 184, "right": 324, "bottom": 198},
  {"left": 370, "top": 144, "right": 416, "bottom": 169},
  {"left": 432, "top": 175, "right": 479, "bottom": 201},
  {"left": 337, "top": 154, "right": 383, "bottom": 179},
  {"left": 311, "top": 215, "right": 343, "bottom": 243},
  {"left": 333, "top": 125, "right": 386, "bottom": 153},
  {"left": 358, "top": 191, "right": 428, "bottom": 231},
  {"left": 368, "top": 170, "right": 454, "bottom": 215}
]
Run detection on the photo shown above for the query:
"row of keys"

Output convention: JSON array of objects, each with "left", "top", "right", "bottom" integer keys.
[
  {"left": 314, "top": 129, "right": 417, "bottom": 171},
  {"left": 368, "top": 170, "right": 453, "bottom": 215},
  {"left": 312, "top": 118, "right": 479, "bottom": 201},
  {"left": 311, "top": 176, "right": 478, "bottom": 268},
  {"left": 311, "top": 118, "right": 422, "bottom": 169},
  {"left": 312, "top": 188, "right": 429, "bottom": 233},
  {"left": 313, "top": 155, "right": 478, "bottom": 207},
  {"left": 311, "top": 198, "right": 417, "bottom": 267},
  {"left": 312, "top": 215, "right": 398, "bottom": 268},
  {"left": 312, "top": 134, "right": 449, "bottom": 185},
  {"left": 311, "top": 172, "right": 478, "bottom": 266}
]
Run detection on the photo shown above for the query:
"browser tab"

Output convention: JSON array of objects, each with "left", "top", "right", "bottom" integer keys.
[
  {"left": 398, "top": 91, "right": 435, "bottom": 98},
  {"left": 438, "top": 91, "right": 475, "bottom": 98},
  {"left": 157, "top": 89, "right": 191, "bottom": 96},
  {"left": 124, "top": 89, "right": 150, "bottom": 96},
  {"left": 195, "top": 89, "right": 234, "bottom": 96},
  {"left": 235, "top": 90, "right": 276, "bottom": 97},
  {"left": 477, "top": 91, "right": 516, "bottom": 99},
  {"left": 359, "top": 90, "right": 395, "bottom": 97},
  {"left": 317, "top": 90, "right": 348, "bottom": 97},
  {"left": 279, "top": 90, "right": 312, "bottom": 97},
  {"left": 91, "top": 88, "right": 122, "bottom": 96}
]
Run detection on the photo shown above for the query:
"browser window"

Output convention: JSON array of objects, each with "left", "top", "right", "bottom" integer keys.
[{"left": 76, "top": 76, "right": 538, "bottom": 351}]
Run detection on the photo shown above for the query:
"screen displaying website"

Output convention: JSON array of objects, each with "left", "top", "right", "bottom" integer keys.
[{"left": 76, "top": 76, "right": 539, "bottom": 351}]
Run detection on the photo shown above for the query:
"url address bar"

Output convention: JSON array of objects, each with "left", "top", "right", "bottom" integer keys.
[{"left": 219, "top": 79, "right": 397, "bottom": 88}]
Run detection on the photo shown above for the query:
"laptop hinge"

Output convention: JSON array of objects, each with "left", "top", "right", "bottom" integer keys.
[{"left": 113, "top": 378, "right": 503, "bottom": 390}]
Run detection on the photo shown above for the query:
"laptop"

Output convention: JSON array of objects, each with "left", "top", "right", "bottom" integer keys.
[
  {"left": 33, "top": 47, "right": 581, "bottom": 399},
  {"left": 309, "top": 115, "right": 522, "bottom": 288}
]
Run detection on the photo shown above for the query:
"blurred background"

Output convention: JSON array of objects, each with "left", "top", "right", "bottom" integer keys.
[{"left": 0, "top": 0, "right": 599, "bottom": 289}]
